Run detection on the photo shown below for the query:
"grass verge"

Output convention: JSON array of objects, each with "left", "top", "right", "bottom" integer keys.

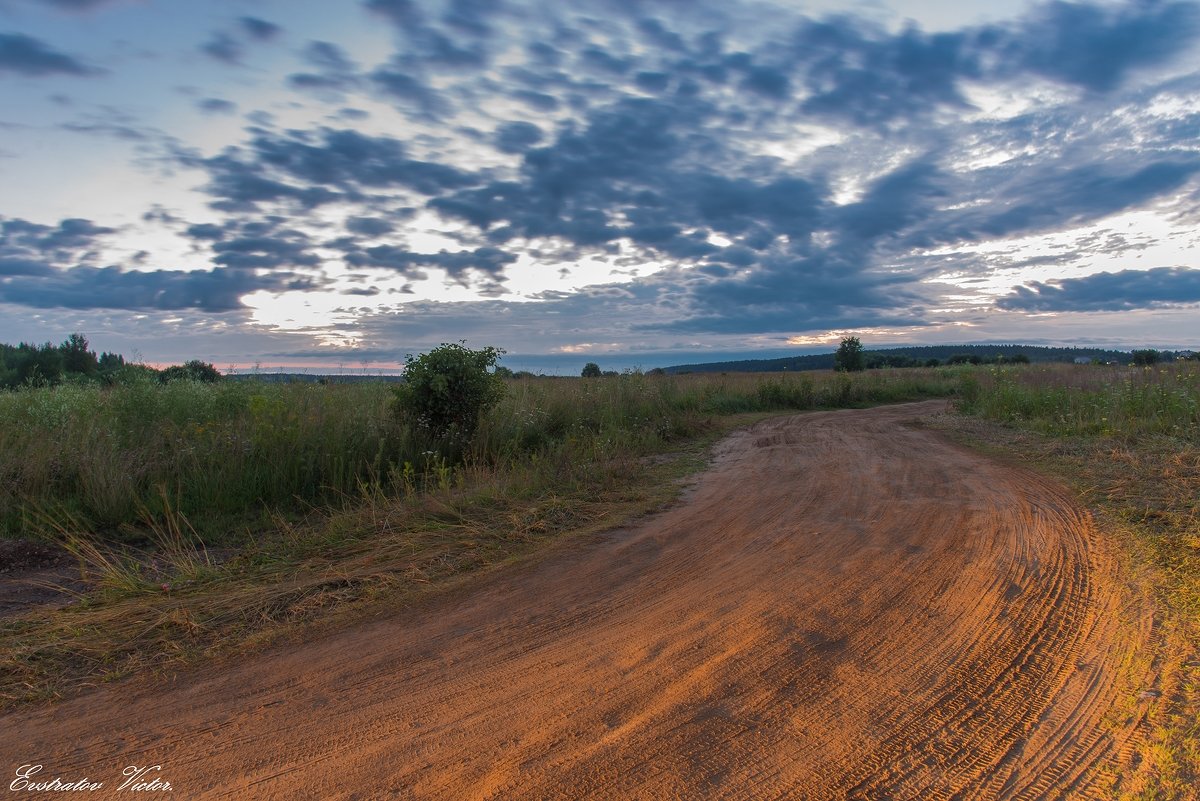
[{"left": 0, "top": 409, "right": 774, "bottom": 708}]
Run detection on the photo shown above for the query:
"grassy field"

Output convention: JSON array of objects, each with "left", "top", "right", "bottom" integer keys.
[
  {"left": 0, "top": 368, "right": 958, "bottom": 545},
  {"left": 953, "top": 361, "right": 1199, "bottom": 800},
  {"left": 0, "top": 367, "right": 957, "bottom": 705}
]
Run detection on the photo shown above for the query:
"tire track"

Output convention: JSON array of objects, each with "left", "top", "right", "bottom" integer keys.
[{"left": 3, "top": 401, "right": 1149, "bottom": 799}]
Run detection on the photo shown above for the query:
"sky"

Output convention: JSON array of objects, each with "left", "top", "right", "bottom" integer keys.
[{"left": 1, "top": 0, "right": 1199, "bottom": 373}]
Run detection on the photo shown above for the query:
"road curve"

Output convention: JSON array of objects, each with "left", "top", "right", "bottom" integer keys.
[{"left": 5, "top": 401, "right": 1149, "bottom": 799}]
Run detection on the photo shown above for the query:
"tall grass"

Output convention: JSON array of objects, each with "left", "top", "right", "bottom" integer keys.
[
  {"left": 0, "top": 368, "right": 958, "bottom": 543},
  {"left": 0, "top": 375, "right": 402, "bottom": 541},
  {"left": 957, "top": 362, "right": 1200, "bottom": 439}
]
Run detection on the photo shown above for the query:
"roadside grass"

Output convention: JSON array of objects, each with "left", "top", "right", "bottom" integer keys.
[
  {"left": 950, "top": 361, "right": 1199, "bottom": 800},
  {"left": 0, "top": 369, "right": 956, "bottom": 544},
  {"left": 0, "top": 368, "right": 957, "bottom": 707}
]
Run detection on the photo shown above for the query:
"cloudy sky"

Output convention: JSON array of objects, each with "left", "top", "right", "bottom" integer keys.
[{"left": 1, "top": 0, "right": 1198, "bottom": 372}]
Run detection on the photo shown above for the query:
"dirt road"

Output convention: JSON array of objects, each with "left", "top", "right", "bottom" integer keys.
[{"left": 4, "top": 401, "right": 1150, "bottom": 799}]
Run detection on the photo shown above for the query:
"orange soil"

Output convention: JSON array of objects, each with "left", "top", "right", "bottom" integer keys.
[{"left": 4, "top": 401, "right": 1151, "bottom": 799}]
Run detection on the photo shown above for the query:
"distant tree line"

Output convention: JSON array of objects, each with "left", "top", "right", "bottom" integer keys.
[
  {"left": 664, "top": 344, "right": 1196, "bottom": 375},
  {"left": 832, "top": 337, "right": 1033, "bottom": 371},
  {"left": 0, "top": 334, "right": 221, "bottom": 389}
]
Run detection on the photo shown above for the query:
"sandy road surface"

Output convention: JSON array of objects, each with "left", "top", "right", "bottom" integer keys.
[{"left": 4, "top": 401, "right": 1149, "bottom": 799}]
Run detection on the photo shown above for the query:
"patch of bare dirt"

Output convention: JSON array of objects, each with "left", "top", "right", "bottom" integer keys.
[
  {"left": 2, "top": 401, "right": 1152, "bottom": 799},
  {"left": 0, "top": 540, "right": 85, "bottom": 619}
]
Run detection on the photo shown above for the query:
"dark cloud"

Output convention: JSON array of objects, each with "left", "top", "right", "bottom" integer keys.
[
  {"left": 369, "top": 62, "right": 451, "bottom": 116},
  {"left": 202, "top": 167, "right": 341, "bottom": 212},
  {"left": 240, "top": 17, "right": 282, "bottom": 42},
  {"left": 999, "top": 267, "right": 1200, "bottom": 311},
  {"left": 836, "top": 160, "right": 945, "bottom": 242},
  {"left": 60, "top": 118, "right": 147, "bottom": 140},
  {"left": 199, "top": 127, "right": 476, "bottom": 211},
  {"left": 997, "top": 1, "right": 1200, "bottom": 92},
  {"left": 441, "top": 0, "right": 505, "bottom": 38},
  {"left": 493, "top": 121, "right": 543, "bottom": 153},
  {"left": 197, "top": 97, "right": 237, "bottom": 114},
  {"left": 200, "top": 32, "right": 242, "bottom": 65},
  {"left": 185, "top": 223, "right": 225, "bottom": 241},
  {"left": 301, "top": 40, "right": 356, "bottom": 72},
  {"left": 288, "top": 41, "right": 359, "bottom": 93},
  {"left": 761, "top": 2, "right": 1200, "bottom": 126},
  {"left": 1, "top": 216, "right": 114, "bottom": 259},
  {"left": 0, "top": 214, "right": 312, "bottom": 312},
  {"left": 367, "top": 0, "right": 506, "bottom": 42},
  {"left": 0, "top": 265, "right": 320, "bottom": 312},
  {"left": 431, "top": 96, "right": 723, "bottom": 244},
  {"left": 511, "top": 89, "right": 559, "bottom": 111},
  {"left": 740, "top": 65, "right": 790, "bottom": 99},
  {"left": 344, "top": 245, "right": 516, "bottom": 282},
  {"left": 0, "top": 32, "right": 96, "bottom": 77},
  {"left": 364, "top": 0, "right": 423, "bottom": 28},
  {"left": 580, "top": 46, "right": 632, "bottom": 75},
  {"left": 0, "top": 257, "right": 54, "bottom": 276},
  {"left": 636, "top": 17, "right": 687, "bottom": 52},
  {"left": 924, "top": 157, "right": 1200, "bottom": 246},
  {"left": 792, "top": 21, "right": 976, "bottom": 125},
  {"left": 202, "top": 17, "right": 282, "bottom": 66},
  {"left": 360, "top": 0, "right": 512, "bottom": 117},
  {"left": 633, "top": 70, "right": 670, "bottom": 91},
  {"left": 210, "top": 231, "right": 320, "bottom": 270},
  {"left": 344, "top": 216, "right": 395, "bottom": 236},
  {"left": 665, "top": 160, "right": 945, "bottom": 334}
]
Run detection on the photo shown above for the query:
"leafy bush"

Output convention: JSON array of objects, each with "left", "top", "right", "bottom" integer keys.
[
  {"left": 393, "top": 342, "right": 506, "bottom": 445},
  {"left": 581, "top": 362, "right": 602, "bottom": 378},
  {"left": 160, "top": 360, "right": 222, "bottom": 383}
]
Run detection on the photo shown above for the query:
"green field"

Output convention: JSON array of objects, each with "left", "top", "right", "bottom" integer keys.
[{"left": 0, "top": 368, "right": 958, "bottom": 544}]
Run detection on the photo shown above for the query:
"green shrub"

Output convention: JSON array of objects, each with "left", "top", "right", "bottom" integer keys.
[
  {"left": 393, "top": 343, "right": 506, "bottom": 446},
  {"left": 160, "top": 360, "right": 222, "bottom": 383}
]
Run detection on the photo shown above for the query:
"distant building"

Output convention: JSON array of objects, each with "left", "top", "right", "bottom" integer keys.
[{"left": 1073, "top": 357, "right": 1091, "bottom": 364}]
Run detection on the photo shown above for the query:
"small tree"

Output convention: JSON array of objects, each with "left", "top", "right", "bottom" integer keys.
[
  {"left": 834, "top": 336, "right": 865, "bottom": 372},
  {"left": 581, "top": 362, "right": 602, "bottom": 378},
  {"left": 394, "top": 342, "right": 506, "bottom": 443}
]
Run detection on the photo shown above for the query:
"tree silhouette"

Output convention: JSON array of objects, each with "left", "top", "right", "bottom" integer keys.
[{"left": 834, "top": 337, "right": 865, "bottom": 372}]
